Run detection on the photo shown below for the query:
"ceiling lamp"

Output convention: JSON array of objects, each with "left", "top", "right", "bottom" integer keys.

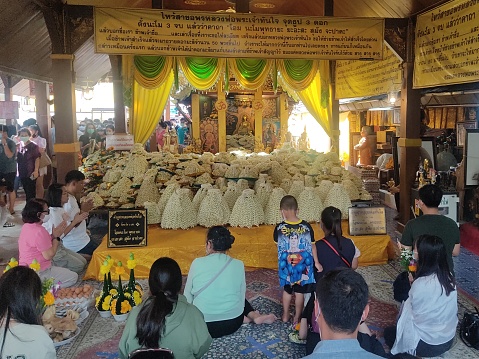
[
  {"left": 82, "top": 86, "right": 94, "bottom": 101},
  {"left": 388, "top": 91, "right": 398, "bottom": 104}
]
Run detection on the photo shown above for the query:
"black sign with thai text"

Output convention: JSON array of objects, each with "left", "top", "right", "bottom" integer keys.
[{"left": 108, "top": 209, "right": 147, "bottom": 248}]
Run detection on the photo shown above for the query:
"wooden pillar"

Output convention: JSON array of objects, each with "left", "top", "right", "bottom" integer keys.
[
  {"left": 35, "top": 81, "right": 53, "bottom": 187},
  {"left": 191, "top": 93, "right": 200, "bottom": 146},
  {"left": 217, "top": 81, "right": 227, "bottom": 152},
  {"left": 51, "top": 54, "right": 80, "bottom": 184},
  {"left": 109, "top": 55, "right": 126, "bottom": 133},
  {"left": 254, "top": 87, "right": 263, "bottom": 151},
  {"left": 398, "top": 21, "right": 421, "bottom": 227},
  {"left": 324, "top": 0, "right": 340, "bottom": 153},
  {"left": 2, "top": 76, "right": 14, "bottom": 126},
  {"left": 279, "top": 93, "right": 289, "bottom": 143}
]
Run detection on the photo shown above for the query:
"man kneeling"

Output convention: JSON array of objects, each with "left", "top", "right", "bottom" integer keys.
[{"left": 304, "top": 268, "right": 383, "bottom": 358}]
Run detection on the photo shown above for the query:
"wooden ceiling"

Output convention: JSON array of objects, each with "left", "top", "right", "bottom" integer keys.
[{"left": 0, "top": 0, "right": 448, "bottom": 94}]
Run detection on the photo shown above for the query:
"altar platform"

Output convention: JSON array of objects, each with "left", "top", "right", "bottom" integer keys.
[{"left": 85, "top": 222, "right": 393, "bottom": 280}]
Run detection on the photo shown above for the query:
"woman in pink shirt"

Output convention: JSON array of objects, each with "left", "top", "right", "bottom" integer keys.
[
  {"left": 18, "top": 198, "right": 77, "bottom": 288},
  {"left": 156, "top": 121, "right": 168, "bottom": 150}
]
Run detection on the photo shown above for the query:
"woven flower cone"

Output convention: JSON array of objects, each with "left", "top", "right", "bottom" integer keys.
[
  {"left": 223, "top": 182, "right": 241, "bottom": 210},
  {"left": 158, "top": 183, "right": 180, "bottom": 217},
  {"left": 229, "top": 189, "right": 264, "bottom": 228},
  {"left": 198, "top": 189, "right": 231, "bottom": 227},
  {"left": 192, "top": 184, "right": 213, "bottom": 212},
  {"left": 110, "top": 177, "right": 133, "bottom": 198},
  {"left": 288, "top": 180, "right": 305, "bottom": 201},
  {"left": 254, "top": 174, "right": 269, "bottom": 192},
  {"left": 161, "top": 188, "right": 197, "bottom": 229},
  {"left": 280, "top": 179, "right": 293, "bottom": 193},
  {"left": 144, "top": 202, "right": 162, "bottom": 224},
  {"left": 255, "top": 181, "right": 273, "bottom": 210},
  {"left": 298, "top": 187, "right": 323, "bottom": 223},
  {"left": 324, "top": 183, "right": 352, "bottom": 220},
  {"left": 264, "top": 187, "right": 287, "bottom": 225},
  {"left": 315, "top": 180, "right": 334, "bottom": 202},
  {"left": 123, "top": 155, "right": 149, "bottom": 178},
  {"left": 236, "top": 179, "right": 250, "bottom": 192},
  {"left": 135, "top": 176, "right": 160, "bottom": 207},
  {"left": 342, "top": 179, "right": 360, "bottom": 201}
]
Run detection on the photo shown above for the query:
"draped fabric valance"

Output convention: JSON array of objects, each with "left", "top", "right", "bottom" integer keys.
[
  {"left": 130, "top": 56, "right": 319, "bottom": 93},
  {"left": 125, "top": 55, "right": 332, "bottom": 141}
]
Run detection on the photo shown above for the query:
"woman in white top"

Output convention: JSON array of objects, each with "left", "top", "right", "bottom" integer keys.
[
  {"left": 28, "top": 125, "right": 48, "bottom": 199},
  {"left": 43, "top": 183, "right": 87, "bottom": 273},
  {"left": 386, "top": 234, "right": 457, "bottom": 357},
  {"left": 0, "top": 266, "right": 56, "bottom": 359}
]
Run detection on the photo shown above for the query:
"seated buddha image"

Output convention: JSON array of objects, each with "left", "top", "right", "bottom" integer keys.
[{"left": 234, "top": 114, "right": 254, "bottom": 135}]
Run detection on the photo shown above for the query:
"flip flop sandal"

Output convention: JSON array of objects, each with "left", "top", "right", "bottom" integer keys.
[
  {"left": 288, "top": 332, "right": 306, "bottom": 345},
  {"left": 3, "top": 222, "right": 14, "bottom": 228}
]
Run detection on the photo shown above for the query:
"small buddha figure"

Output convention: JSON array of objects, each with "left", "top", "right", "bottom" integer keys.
[
  {"left": 298, "top": 126, "right": 310, "bottom": 151},
  {"left": 234, "top": 114, "right": 254, "bottom": 135}
]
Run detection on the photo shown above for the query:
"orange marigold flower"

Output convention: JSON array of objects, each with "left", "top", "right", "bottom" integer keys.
[
  {"left": 44, "top": 291, "right": 55, "bottom": 306},
  {"left": 121, "top": 300, "right": 132, "bottom": 314}
]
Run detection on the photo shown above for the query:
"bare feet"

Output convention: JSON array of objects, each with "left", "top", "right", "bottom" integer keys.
[
  {"left": 282, "top": 313, "right": 290, "bottom": 323},
  {"left": 254, "top": 314, "right": 277, "bottom": 325}
]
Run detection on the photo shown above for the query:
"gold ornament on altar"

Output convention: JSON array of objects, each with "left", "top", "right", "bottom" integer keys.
[
  {"left": 298, "top": 126, "right": 310, "bottom": 151},
  {"left": 252, "top": 100, "right": 264, "bottom": 111},
  {"left": 215, "top": 99, "right": 227, "bottom": 111}
]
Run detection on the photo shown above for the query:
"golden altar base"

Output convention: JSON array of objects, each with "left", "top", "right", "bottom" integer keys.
[{"left": 85, "top": 222, "right": 392, "bottom": 280}]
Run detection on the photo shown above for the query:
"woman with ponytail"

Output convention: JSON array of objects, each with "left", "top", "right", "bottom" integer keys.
[
  {"left": 315, "top": 206, "right": 359, "bottom": 279},
  {"left": 118, "top": 257, "right": 212, "bottom": 359}
]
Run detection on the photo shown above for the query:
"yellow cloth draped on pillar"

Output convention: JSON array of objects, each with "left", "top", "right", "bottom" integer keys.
[
  {"left": 297, "top": 61, "right": 332, "bottom": 137},
  {"left": 132, "top": 73, "right": 174, "bottom": 144}
]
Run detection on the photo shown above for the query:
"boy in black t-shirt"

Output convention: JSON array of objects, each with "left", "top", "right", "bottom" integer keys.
[{"left": 274, "top": 195, "right": 321, "bottom": 325}]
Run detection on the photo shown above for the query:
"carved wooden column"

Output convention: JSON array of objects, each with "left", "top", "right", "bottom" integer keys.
[
  {"left": 217, "top": 81, "right": 227, "bottom": 152},
  {"left": 398, "top": 21, "right": 421, "bottom": 228}
]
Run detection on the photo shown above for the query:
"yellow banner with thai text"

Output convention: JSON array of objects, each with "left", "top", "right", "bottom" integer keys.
[
  {"left": 414, "top": 0, "right": 479, "bottom": 88},
  {"left": 335, "top": 46, "right": 401, "bottom": 99},
  {"left": 94, "top": 8, "right": 384, "bottom": 59}
]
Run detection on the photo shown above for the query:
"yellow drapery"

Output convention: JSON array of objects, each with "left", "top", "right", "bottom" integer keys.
[
  {"left": 177, "top": 57, "right": 226, "bottom": 90},
  {"left": 228, "top": 59, "right": 273, "bottom": 90},
  {"left": 132, "top": 73, "right": 174, "bottom": 144},
  {"left": 297, "top": 61, "right": 332, "bottom": 136},
  {"left": 276, "top": 60, "right": 319, "bottom": 91}
]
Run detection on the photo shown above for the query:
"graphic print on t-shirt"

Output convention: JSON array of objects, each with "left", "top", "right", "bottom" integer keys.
[{"left": 276, "top": 222, "right": 315, "bottom": 287}]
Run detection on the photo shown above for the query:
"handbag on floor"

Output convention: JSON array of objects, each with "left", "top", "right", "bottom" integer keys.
[{"left": 460, "top": 307, "right": 479, "bottom": 349}]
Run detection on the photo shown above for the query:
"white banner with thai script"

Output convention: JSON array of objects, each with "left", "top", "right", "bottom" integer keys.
[
  {"left": 106, "top": 134, "right": 134, "bottom": 150},
  {"left": 94, "top": 8, "right": 384, "bottom": 60},
  {"left": 414, "top": 0, "right": 479, "bottom": 88}
]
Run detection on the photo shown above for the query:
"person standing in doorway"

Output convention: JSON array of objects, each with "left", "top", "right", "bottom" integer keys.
[
  {"left": 16, "top": 128, "right": 40, "bottom": 202},
  {"left": 354, "top": 126, "right": 373, "bottom": 166},
  {"left": 0, "top": 124, "right": 17, "bottom": 216},
  {"left": 28, "top": 125, "right": 48, "bottom": 199}
]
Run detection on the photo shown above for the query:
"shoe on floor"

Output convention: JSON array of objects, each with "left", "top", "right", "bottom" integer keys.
[
  {"left": 288, "top": 332, "right": 306, "bottom": 345},
  {"left": 3, "top": 222, "right": 14, "bottom": 227}
]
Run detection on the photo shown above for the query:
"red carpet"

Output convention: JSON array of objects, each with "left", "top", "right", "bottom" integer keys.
[{"left": 460, "top": 222, "right": 479, "bottom": 256}]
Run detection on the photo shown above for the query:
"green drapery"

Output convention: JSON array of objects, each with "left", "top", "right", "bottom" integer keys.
[
  {"left": 277, "top": 60, "right": 319, "bottom": 91},
  {"left": 228, "top": 59, "right": 272, "bottom": 90},
  {"left": 128, "top": 56, "right": 332, "bottom": 139},
  {"left": 134, "top": 56, "right": 174, "bottom": 89},
  {"left": 178, "top": 57, "right": 225, "bottom": 90}
]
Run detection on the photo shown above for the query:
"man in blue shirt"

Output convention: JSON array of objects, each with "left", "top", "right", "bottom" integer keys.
[{"left": 303, "top": 269, "right": 382, "bottom": 358}]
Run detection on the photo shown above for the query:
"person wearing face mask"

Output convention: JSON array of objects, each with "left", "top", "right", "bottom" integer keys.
[
  {"left": 98, "top": 124, "right": 115, "bottom": 150},
  {"left": 28, "top": 124, "right": 48, "bottom": 199},
  {"left": 18, "top": 198, "right": 78, "bottom": 288},
  {"left": 16, "top": 128, "right": 40, "bottom": 201},
  {"left": 77, "top": 121, "right": 86, "bottom": 139},
  {"left": 78, "top": 123, "right": 101, "bottom": 158}
]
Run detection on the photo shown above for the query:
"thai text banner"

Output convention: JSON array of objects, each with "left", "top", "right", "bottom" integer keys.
[
  {"left": 335, "top": 46, "right": 401, "bottom": 99},
  {"left": 414, "top": 0, "right": 479, "bottom": 88},
  {"left": 94, "top": 8, "right": 384, "bottom": 60}
]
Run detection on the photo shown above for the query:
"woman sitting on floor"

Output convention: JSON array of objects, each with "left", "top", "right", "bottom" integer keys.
[
  {"left": 385, "top": 234, "right": 457, "bottom": 357},
  {"left": 18, "top": 198, "right": 77, "bottom": 288},
  {"left": 43, "top": 183, "right": 87, "bottom": 274},
  {"left": 119, "top": 257, "right": 212, "bottom": 359},
  {"left": 184, "top": 226, "right": 277, "bottom": 338},
  {"left": 0, "top": 266, "right": 56, "bottom": 358}
]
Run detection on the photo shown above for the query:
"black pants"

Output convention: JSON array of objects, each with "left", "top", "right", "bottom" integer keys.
[
  {"left": 21, "top": 177, "right": 37, "bottom": 202},
  {"left": 384, "top": 326, "right": 454, "bottom": 357},
  {"left": 206, "top": 299, "right": 255, "bottom": 338}
]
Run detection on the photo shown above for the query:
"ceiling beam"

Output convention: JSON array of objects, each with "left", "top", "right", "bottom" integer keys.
[{"left": 384, "top": 18, "right": 408, "bottom": 62}]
